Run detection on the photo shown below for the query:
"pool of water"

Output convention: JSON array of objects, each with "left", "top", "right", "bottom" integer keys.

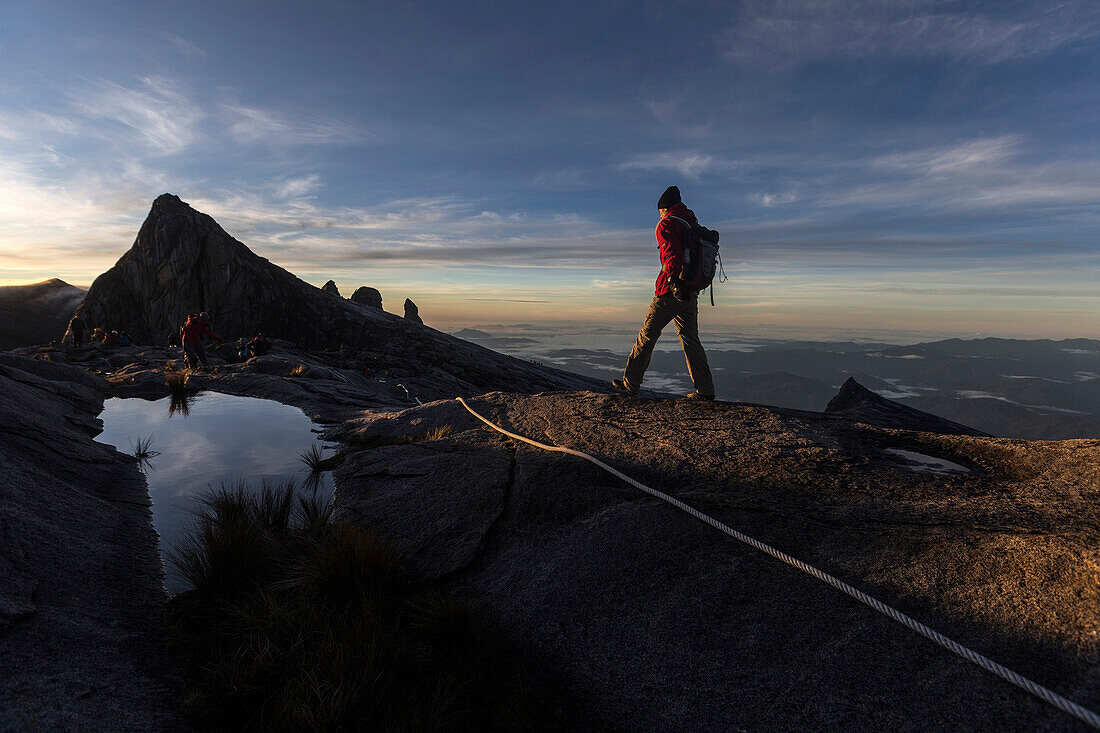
[{"left": 94, "top": 391, "right": 335, "bottom": 591}]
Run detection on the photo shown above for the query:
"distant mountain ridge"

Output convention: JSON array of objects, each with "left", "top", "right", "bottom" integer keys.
[{"left": 0, "top": 278, "right": 85, "bottom": 350}]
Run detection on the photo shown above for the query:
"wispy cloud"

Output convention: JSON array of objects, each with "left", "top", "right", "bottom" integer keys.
[
  {"left": 751, "top": 191, "right": 799, "bottom": 207},
  {"left": 873, "top": 135, "right": 1022, "bottom": 175},
  {"left": 223, "top": 104, "right": 367, "bottom": 145},
  {"left": 620, "top": 151, "right": 736, "bottom": 179},
  {"left": 74, "top": 76, "right": 204, "bottom": 155},
  {"left": 721, "top": 0, "right": 1100, "bottom": 67}
]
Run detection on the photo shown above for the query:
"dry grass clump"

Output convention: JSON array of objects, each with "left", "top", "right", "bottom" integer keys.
[
  {"left": 423, "top": 424, "right": 455, "bottom": 441},
  {"left": 166, "top": 370, "right": 189, "bottom": 394},
  {"left": 166, "top": 481, "right": 554, "bottom": 732},
  {"left": 288, "top": 364, "right": 310, "bottom": 377},
  {"left": 349, "top": 424, "right": 457, "bottom": 449}
]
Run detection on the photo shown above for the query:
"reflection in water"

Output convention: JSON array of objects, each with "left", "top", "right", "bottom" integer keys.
[
  {"left": 95, "top": 392, "right": 335, "bottom": 591},
  {"left": 168, "top": 390, "right": 193, "bottom": 417}
]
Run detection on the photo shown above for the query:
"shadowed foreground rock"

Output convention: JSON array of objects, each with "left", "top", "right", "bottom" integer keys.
[
  {"left": 336, "top": 390, "right": 1099, "bottom": 732},
  {"left": 0, "top": 355, "right": 187, "bottom": 731}
]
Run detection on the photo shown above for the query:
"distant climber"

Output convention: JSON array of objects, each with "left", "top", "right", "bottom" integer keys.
[
  {"left": 105, "top": 330, "right": 120, "bottom": 347},
  {"left": 181, "top": 312, "right": 221, "bottom": 369},
  {"left": 246, "top": 333, "right": 270, "bottom": 358},
  {"left": 613, "top": 186, "right": 715, "bottom": 400},
  {"left": 92, "top": 327, "right": 106, "bottom": 343},
  {"left": 66, "top": 314, "right": 86, "bottom": 347}
]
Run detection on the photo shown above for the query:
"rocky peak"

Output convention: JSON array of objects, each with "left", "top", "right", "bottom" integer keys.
[
  {"left": 320, "top": 280, "right": 340, "bottom": 297},
  {"left": 73, "top": 195, "right": 602, "bottom": 395},
  {"left": 825, "top": 377, "right": 988, "bottom": 436},
  {"left": 350, "top": 287, "right": 383, "bottom": 310},
  {"left": 403, "top": 298, "right": 423, "bottom": 324}
]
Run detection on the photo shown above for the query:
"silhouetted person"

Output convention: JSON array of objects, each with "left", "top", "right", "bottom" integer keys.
[
  {"left": 67, "top": 314, "right": 86, "bottom": 347},
  {"left": 613, "top": 186, "right": 715, "bottom": 400},
  {"left": 181, "top": 313, "right": 221, "bottom": 369}
]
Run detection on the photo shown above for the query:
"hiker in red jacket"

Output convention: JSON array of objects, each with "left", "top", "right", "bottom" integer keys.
[
  {"left": 181, "top": 312, "right": 221, "bottom": 370},
  {"left": 613, "top": 186, "right": 715, "bottom": 400}
]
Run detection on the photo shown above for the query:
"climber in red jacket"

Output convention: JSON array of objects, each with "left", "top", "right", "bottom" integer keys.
[
  {"left": 613, "top": 186, "right": 715, "bottom": 400},
  {"left": 181, "top": 312, "right": 221, "bottom": 370}
]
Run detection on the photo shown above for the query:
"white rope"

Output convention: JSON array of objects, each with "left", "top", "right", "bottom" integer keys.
[{"left": 455, "top": 396, "right": 1100, "bottom": 729}]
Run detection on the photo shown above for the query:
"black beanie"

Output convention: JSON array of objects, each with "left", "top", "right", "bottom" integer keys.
[{"left": 658, "top": 185, "right": 681, "bottom": 210}]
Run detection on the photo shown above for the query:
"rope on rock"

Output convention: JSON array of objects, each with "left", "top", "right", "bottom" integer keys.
[{"left": 455, "top": 396, "right": 1100, "bottom": 730}]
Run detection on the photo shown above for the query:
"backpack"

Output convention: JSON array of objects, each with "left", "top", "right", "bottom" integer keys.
[{"left": 668, "top": 216, "right": 723, "bottom": 299}]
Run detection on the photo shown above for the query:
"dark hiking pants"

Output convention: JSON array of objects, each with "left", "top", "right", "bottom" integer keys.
[
  {"left": 183, "top": 341, "right": 207, "bottom": 369},
  {"left": 72, "top": 331, "right": 84, "bottom": 347},
  {"left": 623, "top": 293, "right": 714, "bottom": 396}
]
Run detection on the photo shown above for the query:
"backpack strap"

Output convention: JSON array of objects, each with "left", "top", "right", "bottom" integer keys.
[{"left": 667, "top": 215, "right": 694, "bottom": 232}]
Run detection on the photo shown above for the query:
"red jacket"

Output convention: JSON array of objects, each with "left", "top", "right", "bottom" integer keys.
[
  {"left": 654, "top": 201, "right": 698, "bottom": 297},
  {"left": 182, "top": 318, "right": 219, "bottom": 343}
]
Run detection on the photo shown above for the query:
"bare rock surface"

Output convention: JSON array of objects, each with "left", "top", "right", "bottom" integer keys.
[
  {"left": 335, "top": 390, "right": 1099, "bottom": 731},
  {"left": 404, "top": 297, "right": 423, "bottom": 324},
  {"left": 0, "top": 278, "right": 85, "bottom": 350},
  {"left": 0, "top": 357, "right": 187, "bottom": 730},
  {"left": 350, "top": 286, "right": 383, "bottom": 310},
  {"left": 320, "top": 279, "right": 340, "bottom": 297}
]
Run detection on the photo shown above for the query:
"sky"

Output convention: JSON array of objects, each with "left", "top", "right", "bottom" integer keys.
[{"left": 1, "top": 0, "right": 1098, "bottom": 338}]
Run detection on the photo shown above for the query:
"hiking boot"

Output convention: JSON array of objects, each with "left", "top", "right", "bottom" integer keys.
[
  {"left": 684, "top": 391, "right": 715, "bottom": 401},
  {"left": 611, "top": 378, "right": 638, "bottom": 395}
]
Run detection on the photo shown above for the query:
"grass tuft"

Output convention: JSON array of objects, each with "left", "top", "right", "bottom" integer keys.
[
  {"left": 288, "top": 364, "right": 309, "bottom": 377},
  {"left": 166, "top": 481, "right": 555, "bottom": 731},
  {"left": 423, "top": 424, "right": 454, "bottom": 441},
  {"left": 298, "top": 443, "right": 346, "bottom": 474}
]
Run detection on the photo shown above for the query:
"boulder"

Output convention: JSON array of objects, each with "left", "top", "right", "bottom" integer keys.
[
  {"left": 350, "top": 286, "right": 383, "bottom": 310},
  {"left": 320, "top": 280, "right": 341, "bottom": 297},
  {"left": 403, "top": 298, "right": 423, "bottom": 324}
]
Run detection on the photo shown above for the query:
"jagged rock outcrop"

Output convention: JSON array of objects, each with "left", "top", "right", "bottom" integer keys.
[
  {"left": 350, "top": 286, "right": 382, "bottom": 310},
  {"left": 335, "top": 390, "right": 1098, "bottom": 731},
  {"left": 74, "top": 194, "right": 602, "bottom": 396},
  {"left": 826, "top": 377, "right": 990, "bottom": 436},
  {"left": 320, "top": 280, "right": 340, "bottom": 297},
  {"left": 0, "top": 355, "right": 187, "bottom": 730},
  {"left": 403, "top": 298, "right": 423, "bottom": 324},
  {"left": 0, "top": 279, "right": 85, "bottom": 350}
]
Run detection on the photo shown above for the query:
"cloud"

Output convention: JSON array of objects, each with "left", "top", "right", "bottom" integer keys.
[
  {"left": 620, "top": 151, "right": 736, "bottom": 179},
  {"left": 74, "top": 76, "right": 204, "bottom": 155},
  {"left": 223, "top": 104, "right": 367, "bottom": 145},
  {"left": 873, "top": 135, "right": 1022, "bottom": 175},
  {"left": 721, "top": 0, "right": 1100, "bottom": 67},
  {"left": 752, "top": 191, "right": 799, "bottom": 206}
]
